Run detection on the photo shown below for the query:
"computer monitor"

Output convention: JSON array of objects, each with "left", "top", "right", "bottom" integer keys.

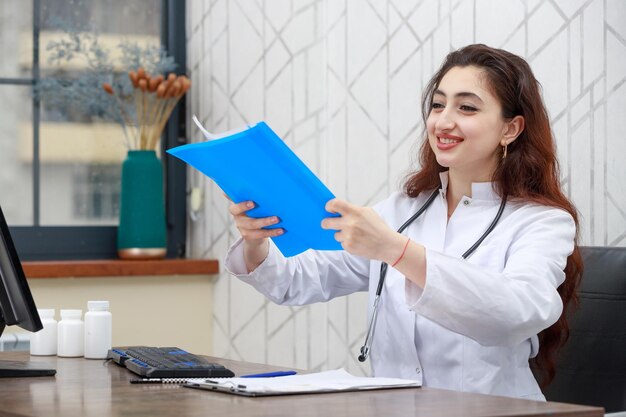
[{"left": 0, "top": 205, "right": 55, "bottom": 377}]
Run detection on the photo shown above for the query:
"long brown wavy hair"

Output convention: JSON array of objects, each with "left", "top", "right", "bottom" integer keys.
[{"left": 404, "top": 44, "right": 583, "bottom": 387}]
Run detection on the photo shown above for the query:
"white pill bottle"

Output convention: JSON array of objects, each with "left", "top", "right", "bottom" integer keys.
[
  {"left": 30, "top": 309, "right": 57, "bottom": 356},
  {"left": 84, "top": 301, "right": 112, "bottom": 359},
  {"left": 57, "top": 309, "right": 84, "bottom": 357}
]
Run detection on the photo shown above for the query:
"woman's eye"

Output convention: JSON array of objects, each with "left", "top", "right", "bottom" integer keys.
[
  {"left": 460, "top": 105, "right": 478, "bottom": 112},
  {"left": 431, "top": 102, "right": 444, "bottom": 110}
]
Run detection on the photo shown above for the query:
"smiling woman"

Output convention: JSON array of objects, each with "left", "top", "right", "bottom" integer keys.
[
  {"left": 223, "top": 43, "right": 581, "bottom": 401},
  {"left": 406, "top": 44, "right": 582, "bottom": 389}
]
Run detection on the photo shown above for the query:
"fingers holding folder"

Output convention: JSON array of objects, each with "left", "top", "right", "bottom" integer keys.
[
  {"left": 227, "top": 199, "right": 285, "bottom": 273},
  {"left": 322, "top": 198, "right": 404, "bottom": 264},
  {"left": 229, "top": 200, "right": 284, "bottom": 241}
]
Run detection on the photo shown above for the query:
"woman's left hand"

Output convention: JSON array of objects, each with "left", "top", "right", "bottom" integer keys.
[{"left": 321, "top": 198, "right": 405, "bottom": 264}]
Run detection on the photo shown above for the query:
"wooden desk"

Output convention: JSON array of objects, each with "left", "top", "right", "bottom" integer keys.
[{"left": 0, "top": 352, "right": 603, "bottom": 417}]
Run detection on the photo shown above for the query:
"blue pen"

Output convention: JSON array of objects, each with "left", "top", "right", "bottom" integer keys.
[{"left": 239, "top": 370, "right": 297, "bottom": 378}]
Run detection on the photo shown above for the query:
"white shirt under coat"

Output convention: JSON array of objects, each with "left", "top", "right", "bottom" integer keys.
[{"left": 225, "top": 172, "right": 576, "bottom": 400}]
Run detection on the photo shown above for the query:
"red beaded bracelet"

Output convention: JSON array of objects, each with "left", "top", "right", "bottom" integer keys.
[{"left": 391, "top": 237, "right": 411, "bottom": 267}]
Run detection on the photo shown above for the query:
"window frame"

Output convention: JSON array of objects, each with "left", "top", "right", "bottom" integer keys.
[{"left": 1, "top": 0, "right": 187, "bottom": 261}]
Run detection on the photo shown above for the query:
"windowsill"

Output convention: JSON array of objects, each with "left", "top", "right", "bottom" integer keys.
[{"left": 23, "top": 259, "right": 219, "bottom": 278}]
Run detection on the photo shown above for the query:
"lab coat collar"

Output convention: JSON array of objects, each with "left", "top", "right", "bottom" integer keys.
[{"left": 438, "top": 171, "right": 500, "bottom": 202}]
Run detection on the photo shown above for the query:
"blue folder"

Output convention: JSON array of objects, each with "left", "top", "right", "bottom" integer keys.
[{"left": 167, "top": 121, "right": 341, "bottom": 257}]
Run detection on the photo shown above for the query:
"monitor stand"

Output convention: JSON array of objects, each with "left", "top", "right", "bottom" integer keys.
[
  {"left": 0, "top": 321, "right": 56, "bottom": 377},
  {"left": 0, "top": 360, "right": 56, "bottom": 377}
]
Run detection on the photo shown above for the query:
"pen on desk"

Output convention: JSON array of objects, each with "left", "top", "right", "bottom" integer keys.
[
  {"left": 239, "top": 370, "right": 297, "bottom": 378},
  {"left": 129, "top": 378, "right": 192, "bottom": 384},
  {"left": 130, "top": 378, "right": 164, "bottom": 384}
]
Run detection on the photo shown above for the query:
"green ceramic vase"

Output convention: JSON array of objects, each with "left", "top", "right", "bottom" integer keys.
[{"left": 117, "top": 150, "right": 166, "bottom": 259}]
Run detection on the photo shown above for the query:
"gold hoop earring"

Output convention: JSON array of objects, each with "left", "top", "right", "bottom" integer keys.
[{"left": 502, "top": 144, "right": 508, "bottom": 159}]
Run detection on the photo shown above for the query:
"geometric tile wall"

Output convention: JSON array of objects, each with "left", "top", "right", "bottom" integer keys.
[{"left": 185, "top": 0, "right": 626, "bottom": 374}]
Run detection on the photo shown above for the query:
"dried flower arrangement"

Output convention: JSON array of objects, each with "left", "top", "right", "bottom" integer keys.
[
  {"left": 102, "top": 69, "right": 190, "bottom": 151},
  {"left": 36, "top": 28, "right": 187, "bottom": 150}
]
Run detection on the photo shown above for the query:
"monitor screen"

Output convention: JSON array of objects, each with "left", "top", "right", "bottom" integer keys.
[{"left": 0, "top": 205, "right": 55, "bottom": 377}]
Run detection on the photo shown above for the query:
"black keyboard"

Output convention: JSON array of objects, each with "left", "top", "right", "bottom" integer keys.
[{"left": 108, "top": 346, "right": 235, "bottom": 378}]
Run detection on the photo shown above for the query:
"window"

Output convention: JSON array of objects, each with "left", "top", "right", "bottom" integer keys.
[
  {"left": 72, "top": 165, "right": 120, "bottom": 222},
  {"left": 0, "top": 0, "right": 187, "bottom": 260}
]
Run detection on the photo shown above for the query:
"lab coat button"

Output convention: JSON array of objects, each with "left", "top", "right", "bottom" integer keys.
[
  {"left": 415, "top": 367, "right": 421, "bottom": 374},
  {"left": 463, "top": 200, "right": 470, "bottom": 206}
]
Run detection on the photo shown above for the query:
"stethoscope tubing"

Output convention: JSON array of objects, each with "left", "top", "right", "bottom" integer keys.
[{"left": 358, "top": 189, "right": 508, "bottom": 362}]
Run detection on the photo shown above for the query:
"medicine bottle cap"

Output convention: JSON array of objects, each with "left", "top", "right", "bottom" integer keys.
[
  {"left": 87, "top": 301, "right": 110, "bottom": 311},
  {"left": 37, "top": 309, "right": 55, "bottom": 318},
  {"left": 60, "top": 309, "right": 82, "bottom": 319}
]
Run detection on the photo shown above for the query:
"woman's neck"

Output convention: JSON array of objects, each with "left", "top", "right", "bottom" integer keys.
[
  {"left": 446, "top": 173, "right": 471, "bottom": 218},
  {"left": 445, "top": 169, "right": 492, "bottom": 218}
]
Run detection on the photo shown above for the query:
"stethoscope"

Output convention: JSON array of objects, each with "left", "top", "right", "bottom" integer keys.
[{"left": 357, "top": 188, "right": 507, "bottom": 362}]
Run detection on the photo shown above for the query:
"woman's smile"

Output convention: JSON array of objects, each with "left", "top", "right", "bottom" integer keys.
[{"left": 437, "top": 133, "right": 464, "bottom": 150}]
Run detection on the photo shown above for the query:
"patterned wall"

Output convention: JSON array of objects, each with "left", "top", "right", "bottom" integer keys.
[{"left": 185, "top": 0, "right": 626, "bottom": 374}]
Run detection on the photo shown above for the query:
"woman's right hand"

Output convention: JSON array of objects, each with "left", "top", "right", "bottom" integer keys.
[{"left": 228, "top": 200, "right": 283, "bottom": 272}]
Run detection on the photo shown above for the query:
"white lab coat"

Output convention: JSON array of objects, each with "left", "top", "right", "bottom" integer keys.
[{"left": 225, "top": 173, "right": 576, "bottom": 400}]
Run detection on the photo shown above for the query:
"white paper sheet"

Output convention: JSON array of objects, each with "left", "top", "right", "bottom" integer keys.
[{"left": 185, "top": 369, "right": 421, "bottom": 396}]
